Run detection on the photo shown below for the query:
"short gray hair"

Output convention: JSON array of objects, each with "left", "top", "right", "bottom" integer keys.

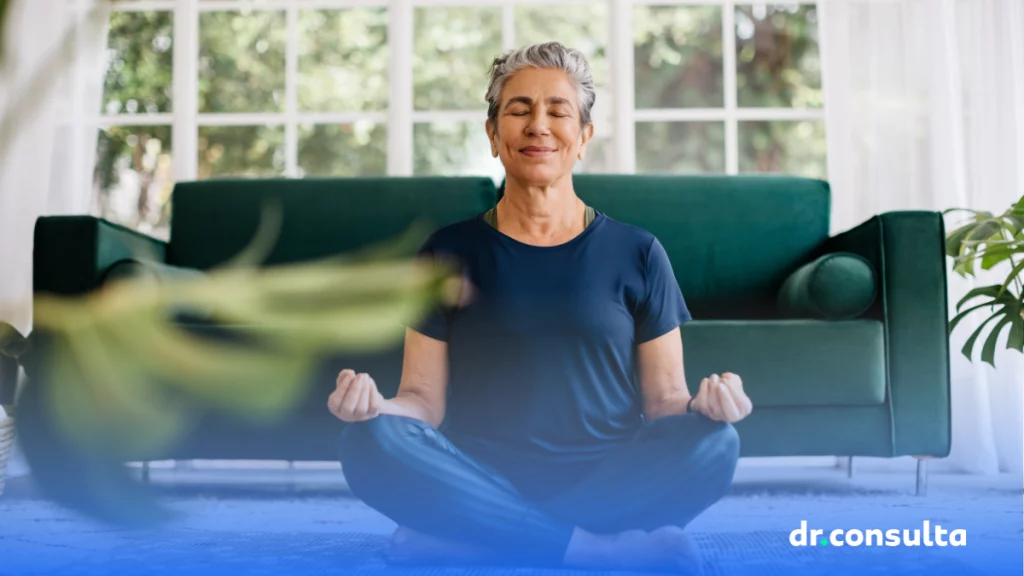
[{"left": 485, "top": 42, "right": 596, "bottom": 130}]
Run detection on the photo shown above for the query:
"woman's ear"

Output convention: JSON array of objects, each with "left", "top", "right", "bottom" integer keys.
[
  {"left": 577, "top": 123, "right": 595, "bottom": 161},
  {"left": 485, "top": 120, "right": 499, "bottom": 158}
]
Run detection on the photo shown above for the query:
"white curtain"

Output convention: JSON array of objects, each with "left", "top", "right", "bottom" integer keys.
[
  {"left": 0, "top": 0, "right": 108, "bottom": 478},
  {"left": 821, "top": 0, "right": 1024, "bottom": 474}
]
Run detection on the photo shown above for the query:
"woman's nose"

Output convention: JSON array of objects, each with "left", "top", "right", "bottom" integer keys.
[{"left": 526, "top": 109, "right": 550, "bottom": 136}]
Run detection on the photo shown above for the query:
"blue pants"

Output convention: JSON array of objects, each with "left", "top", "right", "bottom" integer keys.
[{"left": 338, "top": 413, "right": 739, "bottom": 566}]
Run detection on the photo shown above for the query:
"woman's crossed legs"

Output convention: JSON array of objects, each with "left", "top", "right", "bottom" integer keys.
[{"left": 338, "top": 413, "right": 739, "bottom": 572}]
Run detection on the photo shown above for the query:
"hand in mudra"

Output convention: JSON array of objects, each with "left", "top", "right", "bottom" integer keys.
[
  {"left": 691, "top": 373, "right": 752, "bottom": 423},
  {"left": 328, "top": 369, "right": 384, "bottom": 422}
]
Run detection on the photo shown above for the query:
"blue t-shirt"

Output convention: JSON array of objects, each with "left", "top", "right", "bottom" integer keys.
[{"left": 414, "top": 211, "right": 691, "bottom": 498}]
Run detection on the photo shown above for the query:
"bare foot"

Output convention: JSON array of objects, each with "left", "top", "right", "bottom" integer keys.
[
  {"left": 563, "top": 525, "right": 703, "bottom": 574},
  {"left": 385, "top": 526, "right": 496, "bottom": 566}
]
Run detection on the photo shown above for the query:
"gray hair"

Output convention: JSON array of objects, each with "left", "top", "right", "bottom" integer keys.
[{"left": 485, "top": 42, "right": 596, "bottom": 130}]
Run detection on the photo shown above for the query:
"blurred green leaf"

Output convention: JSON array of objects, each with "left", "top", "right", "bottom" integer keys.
[
  {"left": 0, "top": 0, "right": 9, "bottom": 64},
  {"left": 980, "top": 243, "right": 1022, "bottom": 271},
  {"left": 945, "top": 223, "right": 974, "bottom": 257},
  {"left": 949, "top": 300, "right": 998, "bottom": 334},
  {"left": 981, "top": 316, "right": 1013, "bottom": 367},
  {"left": 962, "top": 308, "right": 1005, "bottom": 362},
  {"left": 17, "top": 218, "right": 456, "bottom": 526},
  {"left": 17, "top": 366, "right": 174, "bottom": 528},
  {"left": 1008, "top": 315, "right": 1024, "bottom": 352},
  {"left": 1003, "top": 214, "right": 1024, "bottom": 233},
  {"left": 943, "top": 207, "right": 994, "bottom": 218},
  {"left": 997, "top": 258, "right": 1024, "bottom": 297},
  {"left": 955, "top": 285, "right": 1004, "bottom": 312},
  {"left": 967, "top": 219, "right": 1003, "bottom": 243},
  {"left": 45, "top": 322, "right": 188, "bottom": 459}
]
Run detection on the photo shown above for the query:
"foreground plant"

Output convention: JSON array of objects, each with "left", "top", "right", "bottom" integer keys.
[
  {"left": 0, "top": 0, "right": 459, "bottom": 526},
  {"left": 4, "top": 217, "right": 456, "bottom": 526},
  {"left": 945, "top": 197, "right": 1024, "bottom": 367}
]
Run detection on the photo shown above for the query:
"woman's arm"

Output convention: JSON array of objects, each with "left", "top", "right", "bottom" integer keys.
[
  {"left": 375, "top": 328, "right": 449, "bottom": 428},
  {"left": 638, "top": 327, "right": 753, "bottom": 423},
  {"left": 637, "top": 327, "right": 692, "bottom": 421}
]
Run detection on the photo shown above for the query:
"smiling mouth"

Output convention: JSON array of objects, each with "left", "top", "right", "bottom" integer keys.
[{"left": 519, "top": 147, "right": 557, "bottom": 157}]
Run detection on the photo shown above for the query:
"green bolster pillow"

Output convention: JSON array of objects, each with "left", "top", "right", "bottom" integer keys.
[{"left": 778, "top": 252, "right": 878, "bottom": 320}]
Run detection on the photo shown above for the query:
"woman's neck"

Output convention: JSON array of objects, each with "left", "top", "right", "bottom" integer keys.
[{"left": 497, "top": 179, "right": 587, "bottom": 246}]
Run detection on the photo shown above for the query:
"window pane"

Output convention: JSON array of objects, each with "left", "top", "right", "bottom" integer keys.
[
  {"left": 634, "top": 6, "right": 723, "bottom": 109},
  {"left": 102, "top": 12, "right": 173, "bottom": 115},
  {"left": 93, "top": 125, "right": 174, "bottom": 238},
  {"left": 198, "top": 125, "right": 285, "bottom": 178},
  {"left": 413, "top": 7, "right": 501, "bottom": 111},
  {"left": 414, "top": 122, "right": 502, "bottom": 179},
  {"left": 298, "top": 123, "right": 387, "bottom": 177},
  {"left": 199, "top": 11, "right": 286, "bottom": 113},
  {"left": 735, "top": 4, "right": 821, "bottom": 108},
  {"left": 515, "top": 5, "right": 609, "bottom": 87},
  {"left": 738, "top": 120, "right": 826, "bottom": 178},
  {"left": 635, "top": 122, "right": 725, "bottom": 174},
  {"left": 298, "top": 9, "right": 388, "bottom": 112}
]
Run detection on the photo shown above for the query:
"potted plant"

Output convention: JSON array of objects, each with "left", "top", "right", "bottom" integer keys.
[{"left": 945, "top": 197, "right": 1024, "bottom": 367}]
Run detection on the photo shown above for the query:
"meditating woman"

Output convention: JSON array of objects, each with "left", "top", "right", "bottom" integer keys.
[{"left": 327, "top": 41, "right": 753, "bottom": 573}]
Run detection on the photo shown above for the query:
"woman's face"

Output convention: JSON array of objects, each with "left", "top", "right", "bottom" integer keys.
[{"left": 487, "top": 67, "right": 594, "bottom": 187}]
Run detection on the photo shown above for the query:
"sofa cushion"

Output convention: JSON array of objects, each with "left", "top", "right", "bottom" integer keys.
[
  {"left": 680, "top": 319, "right": 886, "bottom": 407},
  {"left": 167, "top": 177, "right": 498, "bottom": 269},
  {"left": 777, "top": 252, "right": 877, "bottom": 319},
  {"left": 570, "top": 175, "right": 832, "bottom": 319}
]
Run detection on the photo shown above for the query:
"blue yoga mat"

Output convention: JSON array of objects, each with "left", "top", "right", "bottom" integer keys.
[{"left": 15, "top": 530, "right": 985, "bottom": 576}]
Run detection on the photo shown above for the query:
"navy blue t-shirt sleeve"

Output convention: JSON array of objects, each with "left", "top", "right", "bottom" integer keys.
[
  {"left": 408, "top": 235, "right": 453, "bottom": 342},
  {"left": 634, "top": 237, "right": 692, "bottom": 343}
]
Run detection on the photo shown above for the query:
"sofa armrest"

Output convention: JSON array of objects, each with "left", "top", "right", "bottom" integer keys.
[
  {"left": 33, "top": 216, "right": 168, "bottom": 297},
  {"left": 821, "top": 211, "right": 951, "bottom": 458}
]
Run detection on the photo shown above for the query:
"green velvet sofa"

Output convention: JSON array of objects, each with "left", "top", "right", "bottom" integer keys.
[{"left": 19, "top": 174, "right": 952, "bottom": 490}]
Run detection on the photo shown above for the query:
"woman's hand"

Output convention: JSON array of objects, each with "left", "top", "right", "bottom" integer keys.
[
  {"left": 690, "top": 372, "right": 753, "bottom": 423},
  {"left": 328, "top": 369, "right": 384, "bottom": 422}
]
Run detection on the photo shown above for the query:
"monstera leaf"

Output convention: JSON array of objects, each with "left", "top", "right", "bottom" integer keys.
[
  {"left": 0, "top": 0, "right": 460, "bottom": 525},
  {"left": 945, "top": 197, "right": 1024, "bottom": 367},
  {"left": 7, "top": 219, "right": 457, "bottom": 526}
]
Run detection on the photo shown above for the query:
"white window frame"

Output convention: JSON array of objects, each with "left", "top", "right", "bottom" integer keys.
[{"left": 83, "top": 0, "right": 824, "bottom": 197}]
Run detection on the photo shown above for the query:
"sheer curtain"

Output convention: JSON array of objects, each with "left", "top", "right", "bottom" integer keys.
[
  {"left": 820, "top": 0, "right": 1024, "bottom": 474},
  {"left": 0, "top": 0, "right": 108, "bottom": 478}
]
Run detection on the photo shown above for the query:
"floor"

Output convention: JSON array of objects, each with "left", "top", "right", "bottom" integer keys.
[{"left": 0, "top": 464, "right": 1021, "bottom": 575}]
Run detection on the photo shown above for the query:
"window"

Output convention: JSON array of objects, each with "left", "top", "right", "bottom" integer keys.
[
  {"left": 633, "top": 3, "right": 824, "bottom": 176},
  {"left": 87, "top": 0, "right": 824, "bottom": 238}
]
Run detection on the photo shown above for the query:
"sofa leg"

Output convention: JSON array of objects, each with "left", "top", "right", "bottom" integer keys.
[
  {"left": 915, "top": 457, "right": 928, "bottom": 496},
  {"left": 847, "top": 456, "right": 854, "bottom": 479},
  {"left": 141, "top": 461, "right": 151, "bottom": 484}
]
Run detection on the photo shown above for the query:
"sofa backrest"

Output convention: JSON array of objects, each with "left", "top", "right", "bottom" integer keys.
[
  {"left": 168, "top": 174, "right": 830, "bottom": 320},
  {"left": 167, "top": 177, "right": 497, "bottom": 269},
  {"left": 572, "top": 175, "right": 831, "bottom": 319}
]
